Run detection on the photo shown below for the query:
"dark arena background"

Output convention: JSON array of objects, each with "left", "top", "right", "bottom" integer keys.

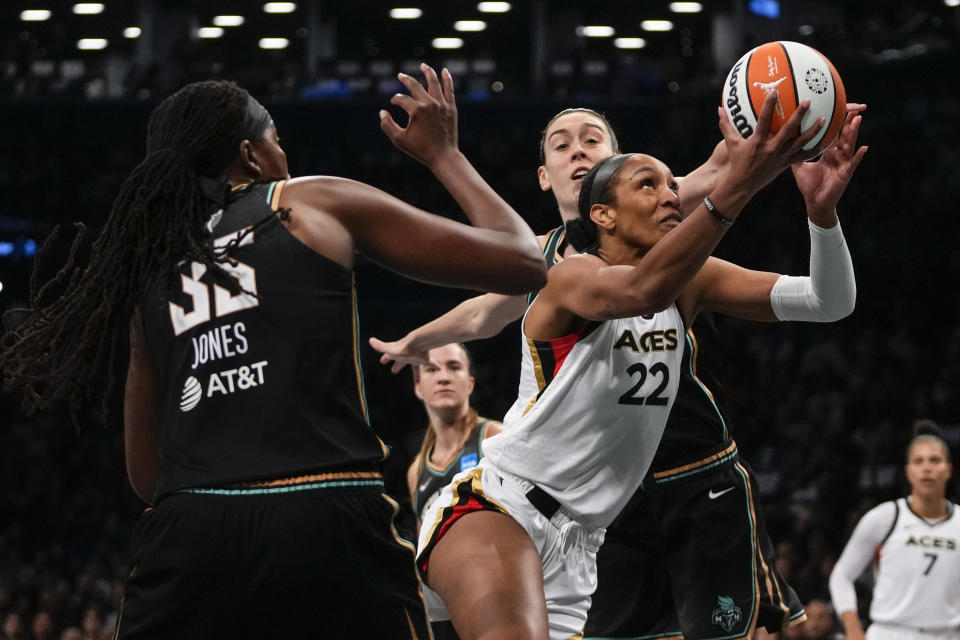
[{"left": 0, "top": 1, "right": 958, "bottom": 638}]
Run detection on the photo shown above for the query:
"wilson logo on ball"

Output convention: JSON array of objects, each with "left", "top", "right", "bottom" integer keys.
[{"left": 722, "top": 41, "right": 846, "bottom": 152}]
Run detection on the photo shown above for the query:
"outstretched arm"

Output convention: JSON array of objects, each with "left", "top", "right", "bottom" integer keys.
[
  {"left": 677, "top": 104, "right": 865, "bottom": 218},
  {"left": 281, "top": 64, "right": 546, "bottom": 295},
  {"left": 370, "top": 292, "right": 527, "bottom": 373},
  {"left": 770, "top": 110, "right": 867, "bottom": 321},
  {"left": 536, "top": 94, "right": 824, "bottom": 324},
  {"left": 679, "top": 110, "right": 867, "bottom": 324}
]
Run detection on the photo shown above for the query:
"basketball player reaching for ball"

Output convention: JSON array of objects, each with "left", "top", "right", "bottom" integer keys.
[
  {"left": 410, "top": 95, "right": 866, "bottom": 640},
  {"left": 0, "top": 65, "right": 547, "bottom": 638},
  {"left": 829, "top": 421, "right": 960, "bottom": 640},
  {"left": 374, "top": 100, "right": 866, "bottom": 639},
  {"left": 370, "top": 107, "right": 728, "bottom": 368},
  {"left": 582, "top": 104, "right": 864, "bottom": 640}
]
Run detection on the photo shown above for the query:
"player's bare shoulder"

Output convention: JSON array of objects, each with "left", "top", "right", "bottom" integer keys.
[
  {"left": 276, "top": 175, "right": 357, "bottom": 268},
  {"left": 282, "top": 175, "right": 358, "bottom": 210},
  {"left": 545, "top": 252, "right": 605, "bottom": 282}
]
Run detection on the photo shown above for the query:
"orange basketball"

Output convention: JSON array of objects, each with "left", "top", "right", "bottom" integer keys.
[{"left": 721, "top": 41, "right": 846, "bottom": 152}]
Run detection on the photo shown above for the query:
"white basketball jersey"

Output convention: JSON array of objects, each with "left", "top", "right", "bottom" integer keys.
[
  {"left": 871, "top": 499, "right": 960, "bottom": 629},
  {"left": 483, "top": 303, "right": 684, "bottom": 528}
]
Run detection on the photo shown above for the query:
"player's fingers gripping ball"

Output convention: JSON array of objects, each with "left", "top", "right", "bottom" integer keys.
[{"left": 722, "top": 41, "right": 846, "bottom": 152}]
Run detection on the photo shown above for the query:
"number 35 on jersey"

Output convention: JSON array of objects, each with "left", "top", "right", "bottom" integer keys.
[{"left": 169, "top": 229, "right": 259, "bottom": 336}]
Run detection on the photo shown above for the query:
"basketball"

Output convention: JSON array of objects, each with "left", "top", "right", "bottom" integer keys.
[{"left": 721, "top": 41, "right": 846, "bottom": 151}]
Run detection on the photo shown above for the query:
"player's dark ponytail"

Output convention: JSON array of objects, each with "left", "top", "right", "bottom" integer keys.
[
  {"left": 567, "top": 153, "right": 633, "bottom": 252},
  {"left": 908, "top": 418, "right": 951, "bottom": 463}
]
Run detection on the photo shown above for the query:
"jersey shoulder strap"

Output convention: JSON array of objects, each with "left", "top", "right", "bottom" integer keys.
[
  {"left": 879, "top": 499, "right": 901, "bottom": 547},
  {"left": 541, "top": 225, "right": 566, "bottom": 267},
  {"left": 526, "top": 226, "right": 566, "bottom": 307},
  {"left": 474, "top": 417, "right": 493, "bottom": 451}
]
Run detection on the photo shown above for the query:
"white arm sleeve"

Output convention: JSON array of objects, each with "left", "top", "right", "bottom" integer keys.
[
  {"left": 829, "top": 501, "right": 897, "bottom": 615},
  {"left": 770, "top": 219, "right": 856, "bottom": 322}
]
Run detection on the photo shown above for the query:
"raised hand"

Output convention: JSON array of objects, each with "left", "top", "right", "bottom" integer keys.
[
  {"left": 718, "top": 92, "right": 826, "bottom": 198},
  {"left": 379, "top": 63, "right": 458, "bottom": 167},
  {"left": 791, "top": 109, "right": 868, "bottom": 224},
  {"left": 368, "top": 336, "right": 430, "bottom": 374}
]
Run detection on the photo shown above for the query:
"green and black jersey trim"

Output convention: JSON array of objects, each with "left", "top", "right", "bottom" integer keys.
[
  {"left": 685, "top": 328, "right": 728, "bottom": 441},
  {"left": 527, "top": 225, "right": 567, "bottom": 306}
]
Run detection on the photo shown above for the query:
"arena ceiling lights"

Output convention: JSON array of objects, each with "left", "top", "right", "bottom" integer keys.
[
  {"left": 259, "top": 37, "right": 289, "bottom": 49},
  {"left": 390, "top": 8, "right": 422, "bottom": 19},
  {"left": 614, "top": 37, "right": 646, "bottom": 49},
  {"left": 454, "top": 20, "right": 486, "bottom": 32},
  {"left": 263, "top": 2, "right": 296, "bottom": 13},
  {"left": 76, "top": 37, "right": 106, "bottom": 49},
  {"left": 9, "top": 1, "right": 700, "bottom": 62},
  {"left": 431, "top": 37, "right": 463, "bottom": 49},
  {"left": 669, "top": 2, "right": 703, "bottom": 12},
  {"left": 213, "top": 15, "right": 246, "bottom": 27},
  {"left": 578, "top": 25, "right": 616, "bottom": 37},
  {"left": 72, "top": 3, "right": 103, "bottom": 14},
  {"left": 197, "top": 27, "right": 225, "bottom": 39},
  {"left": 641, "top": 19, "right": 675, "bottom": 31},
  {"left": 20, "top": 9, "right": 52, "bottom": 20},
  {"left": 10, "top": 0, "right": 942, "bottom": 88},
  {"left": 477, "top": 2, "right": 511, "bottom": 12}
]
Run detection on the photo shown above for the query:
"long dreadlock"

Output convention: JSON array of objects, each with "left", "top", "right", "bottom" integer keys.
[{"left": 0, "top": 80, "right": 272, "bottom": 429}]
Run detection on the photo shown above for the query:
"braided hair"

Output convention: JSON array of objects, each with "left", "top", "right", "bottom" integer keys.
[
  {"left": 565, "top": 153, "right": 634, "bottom": 253},
  {"left": 0, "top": 80, "right": 271, "bottom": 428}
]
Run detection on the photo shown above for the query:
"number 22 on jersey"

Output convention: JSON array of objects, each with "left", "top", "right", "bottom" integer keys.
[{"left": 169, "top": 229, "right": 258, "bottom": 336}]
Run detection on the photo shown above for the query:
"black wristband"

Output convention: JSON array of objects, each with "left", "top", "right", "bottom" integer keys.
[{"left": 703, "top": 196, "right": 734, "bottom": 226}]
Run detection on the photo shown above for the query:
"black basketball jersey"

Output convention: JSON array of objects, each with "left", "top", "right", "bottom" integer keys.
[
  {"left": 526, "top": 225, "right": 568, "bottom": 306},
  {"left": 413, "top": 418, "right": 492, "bottom": 520},
  {"left": 650, "top": 311, "right": 735, "bottom": 478},
  {"left": 141, "top": 181, "right": 386, "bottom": 498}
]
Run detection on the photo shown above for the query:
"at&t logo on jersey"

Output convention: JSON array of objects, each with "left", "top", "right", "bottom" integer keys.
[
  {"left": 179, "top": 361, "right": 268, "bottom": 412},
  {"left": 180, "top": 376, "right": 202, "bottom": 412}
]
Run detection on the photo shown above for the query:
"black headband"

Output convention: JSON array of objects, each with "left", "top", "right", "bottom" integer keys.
[
  {"left": 240, "top": 94, "right": 271, "bottom": 142},
  {"left": 587, "top": 153, "right": 632, "bottom": 209},
  {"left": 194, "top": 94, "right": 271, "bottom": 178},
  {"left": 148, "top": 94, "right": 272, "bottom": 178}
]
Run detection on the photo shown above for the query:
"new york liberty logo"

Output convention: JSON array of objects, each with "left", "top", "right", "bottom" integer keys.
[{"left": 711, "top": 596, "right": 742, "bottom": 632}]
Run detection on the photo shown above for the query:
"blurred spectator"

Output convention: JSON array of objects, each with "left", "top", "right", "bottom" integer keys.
[
  {"left": 1, "top": 612, "right": 26, "bottom": 640},
  {"left": 78, "top": 606, "right": 105, "bottom": 640},
  {"left": 800, "top": 599, "right": 844, "bottom": 640},
  {"left": 28, "top": 611, "right": 54, "bottom": 640}
]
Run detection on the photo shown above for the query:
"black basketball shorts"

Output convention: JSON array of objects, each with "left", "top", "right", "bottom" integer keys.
[
  {"left": 114, "top": 477, "right": 431, "bottom": 639},
  {"left": 585, "top": 453, "right": 805, "bottom": 640}
]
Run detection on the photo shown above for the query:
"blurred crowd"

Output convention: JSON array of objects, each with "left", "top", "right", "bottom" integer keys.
[{"left": 1, "top": 44, "right": 959, "bottom": 639}]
